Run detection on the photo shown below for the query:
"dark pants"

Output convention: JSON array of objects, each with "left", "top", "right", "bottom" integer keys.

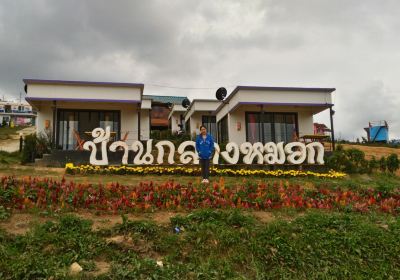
[{"left": 200, "top": 159, "right": 210, "bottom": 179}]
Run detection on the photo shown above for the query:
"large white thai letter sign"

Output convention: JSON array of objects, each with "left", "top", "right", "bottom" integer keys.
[{"left": 83, "top": 127, "right": 325, "bottom": 166}]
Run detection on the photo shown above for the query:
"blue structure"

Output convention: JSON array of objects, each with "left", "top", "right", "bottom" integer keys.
[{"left": 364, "top": 121, "right": 389, "bottom": 143}]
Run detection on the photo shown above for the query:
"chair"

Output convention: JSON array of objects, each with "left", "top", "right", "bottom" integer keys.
[
  {"left": 121, "top": 131, "right": 129, "bottom": 142},
  {"left": 72, "top": 129, "right": 85, "bottom": 151}
]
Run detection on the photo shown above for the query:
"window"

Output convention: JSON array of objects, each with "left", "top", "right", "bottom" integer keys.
[
  {"left": 202, "top": 115, "right": 217, "bottom": 139},
  {"left": 245, "top": 112, "right": 297, "bottom": 144},
  {"left": 217, "top": 116, "right": 229, "bottom": 143},
  {"left": 57, "top": 109, "right": 120, "bottom": 150},
  {"left": 246, "top": 113, "right": 262, "bottom": 143}
]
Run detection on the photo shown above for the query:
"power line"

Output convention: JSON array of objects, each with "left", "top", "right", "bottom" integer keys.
[{"left": 144, "top": 83, "right": 237, "bottom": 90}]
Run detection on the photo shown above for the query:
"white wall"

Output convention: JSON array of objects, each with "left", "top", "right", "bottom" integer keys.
[
  {"left": 235, "top": 89, "right": 332, "bottom": 105},
  {"left": 170, "top": 112, "right": 184, "bottom": 134},
  {"left": 27, "top": 83, "right": 142, "bottom": 102},
  {"left": 297, "top": 111, "right": 314, "bottom": 136},
  {"left": 140, "top": 110, "right": 150, "bottom": 140},
  {"left": 185, "top": 100, "right": 220, "bottom": 121},
  {"left": 36, "top": 104, "right": 52, "bottom": 138},
  {"left": 189, "top": 112, "right": 202, "bottom": 138},
  {"left": 228, "top": 109, "right": 246, "bottom": 144}
]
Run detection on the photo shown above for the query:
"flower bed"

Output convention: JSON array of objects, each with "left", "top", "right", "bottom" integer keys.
[
  {"left": 1, "top": 176, "right": 399, "bottom": 214},
  {"left": 65, "top": 163, "right": 346, "bottom": 178}
]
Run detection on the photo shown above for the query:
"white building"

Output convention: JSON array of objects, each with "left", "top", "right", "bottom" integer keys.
[
  {"left": 214, "top": 86, "right": 334, "bottom": 144},
  {"left": 24, "top": 79, "right": 335, "bottom": 150},
  {"left": 0, "top": 100, "right": 36, "bottom": 127}
]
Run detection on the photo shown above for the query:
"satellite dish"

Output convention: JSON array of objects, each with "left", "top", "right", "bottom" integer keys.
[
  {"left": 24, "top": 85, "right": 27, "bottom": 93},
  {"left": 182, "top": 98, "right": 191, "bottom": 109},
  {"left": 216, "top": 87, "right": 227, "bottom": 101}
]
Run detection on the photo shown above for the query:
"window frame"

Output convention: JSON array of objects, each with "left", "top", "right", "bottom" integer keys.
[{"left": 245, "top": 111, "right": 299, "bottom": 143}]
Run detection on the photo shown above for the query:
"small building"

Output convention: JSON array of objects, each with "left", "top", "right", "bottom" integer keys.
[
  {"left": 0, "top": 100, "right": 36, "bottom": 127},
  {"left": 24, "top": 79, "right": 145, "bottom": 149},
  {"left": 142, "top": 95, "right": 187, "bottom": 132},
  {"left": 183, "top": 99, "right": 221, "bottom": 138},
  {"left": 364, "top": 121, "right": 389, "bottom": 143},
  {"left": 214, "top": 86, "right": 335, "bottom": 144},
  {"left": 313, "top": 123, "right": 331, "bottom": 135}
]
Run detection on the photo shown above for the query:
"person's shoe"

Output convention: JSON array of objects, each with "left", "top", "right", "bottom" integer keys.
[
  {"left": 201, "top": 179, "right": 206, "bottom": 183},
  {"left": 204, "top": 179, "right": 210, "bottom": 184}
]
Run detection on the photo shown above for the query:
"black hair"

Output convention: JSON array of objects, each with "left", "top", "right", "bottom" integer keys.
[{"left": 199, "top": 125, "right": 207, "bottom": 130}]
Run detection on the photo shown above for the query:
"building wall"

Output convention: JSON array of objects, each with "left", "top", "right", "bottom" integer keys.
[
  {"left": 235, "top": 89, "right": 332, "bottom": 105},
  {"left": 170, "top": 112, "right": 184, "bottom": 134},
  {"left": 185, "top": 100, "right": 220, "bottom": 122},
  {"left": 36, "top": 104, "right": 53, "bottom": 138},
  {"left": 228, "top": 109, "right": 246, "bottom": 144},
  {"left": 27, "top": 84, "right": 142, "bottom": 102},
  {"left": 297, "top": 111, "right": 314, "bottom": 136},
  {"left": 189, "top": 112, "right": 202, "bottom": 138},
  {"left": 140, "top": 110, "right": 150, "bottom": 140}
]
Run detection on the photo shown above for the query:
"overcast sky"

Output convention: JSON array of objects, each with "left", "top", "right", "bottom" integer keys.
[{"left": 0, "top": 0, "right": 399, "bottom": 140}]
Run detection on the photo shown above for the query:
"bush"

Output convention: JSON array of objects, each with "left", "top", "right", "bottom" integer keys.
[
  {"left": 386, "top": 154, "right": 400, "bottom": 173},
  {"left": 368, "top": 156, "right": 379, "bottom": 172},
  {"left": 21, "top": 133, "right": 51, "bottom": 164},
  {"left": 21, "top": 134, "right": 37, "bottom": 163},
  {"left": 326, "top": 145, "right": 369, "bottom": 174},
  {"left": 379, "top": 156, "right": 387, "bottom": 173}
]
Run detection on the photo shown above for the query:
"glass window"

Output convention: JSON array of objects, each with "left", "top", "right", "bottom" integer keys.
[
  {"left": 217, "top": 116, "right": 228, "bottom": 143},
  {"left": 246, "top": 113, "right": 261, "bottom": 143},
  {"left": 202, "top": 115, "right": 217, "bottom": 139},
  {"left": 57, "top": 110, "right": 120, "bottom": 150},
  {"left": 285, "top": 114, "right": 296, "bottom": 142},
  {"left": 262, "top": 113, "right": 273, "bottom": 143},
  {"left": 246, "top": 112, "right": 297, "bottom": 143}
]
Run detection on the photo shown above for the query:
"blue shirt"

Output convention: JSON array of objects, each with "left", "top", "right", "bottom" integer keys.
[{"left": 195, "top": 133, "right": 215, "bottom": 159}]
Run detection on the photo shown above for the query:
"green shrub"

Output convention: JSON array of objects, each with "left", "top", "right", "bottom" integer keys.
[
  {"left": 21, "top": 134, "right": 37, "bottom": 163},
  {"left": 21, "top": 133, "right": 51, "bottom": 164},
  {"left": 326, "top": 146, "right": 370, "bottom": 174},
  {"left": 386, "top": 154, "right": 400, "bottom": 173},
  {"left": 379, "top": 156, "right": 387, "bottom": 173},
  {"left": 368, "top": 156, "right": 379, "bottom": 172}
]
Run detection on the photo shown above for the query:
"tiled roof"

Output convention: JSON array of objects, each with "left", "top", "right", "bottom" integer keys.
[{"left": 142, "top": 95, "right": 187, "bottom": 104}]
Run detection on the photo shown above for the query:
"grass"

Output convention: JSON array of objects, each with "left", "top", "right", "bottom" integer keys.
[
  {"left": 0, "top": 151, "right": 21, "bottom": 165},
  {"left": 0, "top": 163, "right": 400, "bottom": 278},
  {"left": 0, "top": 209, "right": 400, "bottom": 279}
]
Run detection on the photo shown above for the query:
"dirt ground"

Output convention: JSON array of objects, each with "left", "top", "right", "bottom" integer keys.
[{"left": 0, "top": 139, "right": 20, "bottom": 153}]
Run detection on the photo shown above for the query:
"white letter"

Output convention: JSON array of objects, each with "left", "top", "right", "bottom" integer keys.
[
  {"left": 306, "top": 142, "right": 325, "bottom": 164},
  {"left": 178, "top": 141, "right": 199, "bottom": 164},
  {"left": 284, "top": 142, "right": 306, "bottom": 164},
  {"left": 220, "top": 142, "right": 240, "bottom": 164},
  {"left": 155, "top": 140, "right": 176, "bottom": 164}
]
